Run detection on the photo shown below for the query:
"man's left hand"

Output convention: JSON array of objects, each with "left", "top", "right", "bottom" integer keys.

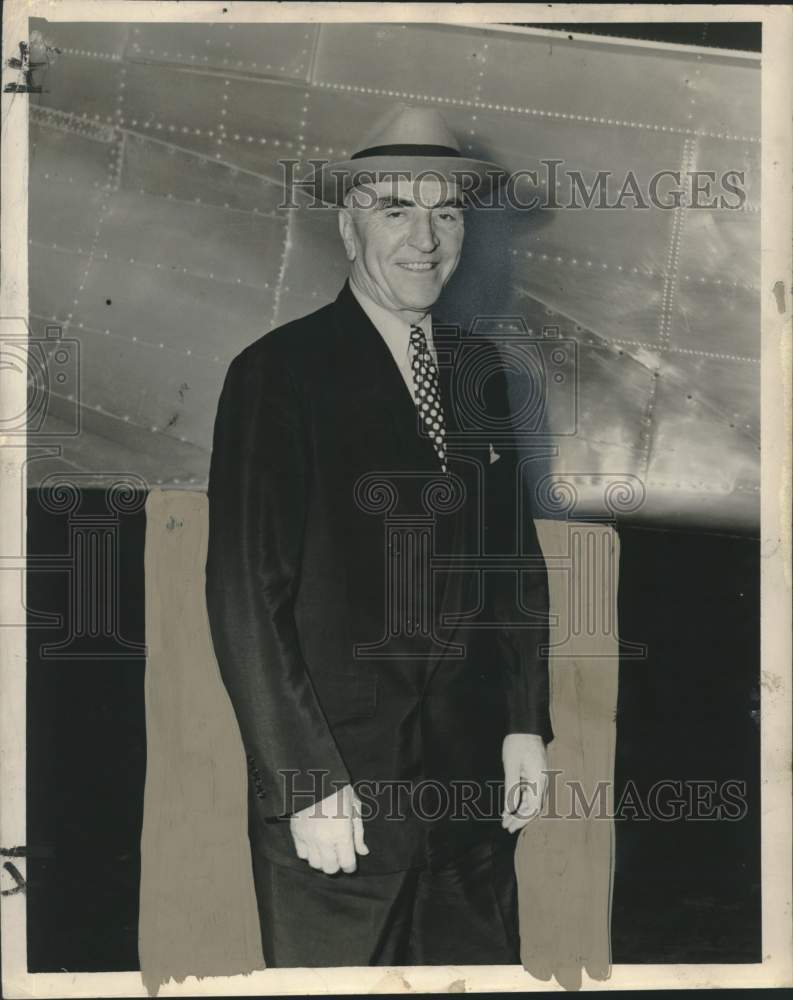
[{"left": 501, "top": 733, "right": 548, "bottom": 833}]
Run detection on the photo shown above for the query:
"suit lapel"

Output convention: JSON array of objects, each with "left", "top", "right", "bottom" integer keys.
[
  {"left": 328, "top": 282, "right": 468, "bottom": 667},
  {"left": 330, "top": 281, "right": 448, "bottom": 474}
]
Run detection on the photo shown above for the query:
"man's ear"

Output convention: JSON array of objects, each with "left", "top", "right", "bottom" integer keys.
[{"left": 338, "top": 209, "right": 356, "bottom": 262}]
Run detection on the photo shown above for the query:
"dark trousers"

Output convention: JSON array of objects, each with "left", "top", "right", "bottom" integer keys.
[{"left": 252, "top": 839, "right": 521, "bottom": 967}]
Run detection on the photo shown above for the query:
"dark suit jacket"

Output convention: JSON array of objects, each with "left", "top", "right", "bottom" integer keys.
[{"left": 205, "top": 280, "right": 552, "bottom": 874}]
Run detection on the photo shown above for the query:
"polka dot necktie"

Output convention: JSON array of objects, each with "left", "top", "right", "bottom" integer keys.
[{"left": 409, "top": 324, "right": 448, "bottom": 473}]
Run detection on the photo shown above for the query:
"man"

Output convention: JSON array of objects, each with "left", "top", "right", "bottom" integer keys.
[{"left": 205, "top": 105, "right": 552, "bottom": 967}]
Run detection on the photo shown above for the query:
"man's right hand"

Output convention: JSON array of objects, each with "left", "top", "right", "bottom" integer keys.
[{"left": 289, "top": 783, "right": 369, "bottom": 874}]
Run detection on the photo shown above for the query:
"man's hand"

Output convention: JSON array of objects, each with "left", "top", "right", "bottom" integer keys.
[
  {"left": 289, "top": 783, "right": 369, "bottom": 874},
  {"left": 501, "top": 733, "right": 548, "bottom": 833}
]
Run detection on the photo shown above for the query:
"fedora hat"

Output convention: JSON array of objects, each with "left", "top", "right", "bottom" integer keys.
[{"left": 313, "top": 104, "right": 508, "bottom": 207}]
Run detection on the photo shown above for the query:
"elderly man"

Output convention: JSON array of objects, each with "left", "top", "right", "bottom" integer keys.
[{"left": 205, "top": 106, "right": 552, "bottom": 968}]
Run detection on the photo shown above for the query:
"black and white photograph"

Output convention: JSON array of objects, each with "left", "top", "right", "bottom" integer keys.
[{"left": 0, "top": 2, "right": 790, "bottom": 996}]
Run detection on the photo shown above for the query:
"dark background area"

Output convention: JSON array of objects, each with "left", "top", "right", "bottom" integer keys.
[
  {"left": 519, "top": 22, "right": 762, "bottom": 52},
  {"left": 26, "top": 491, "right": 761, "bottom": 971},
  {"left": 22, "top": 18, "right": 762, "bottom": 977},
  {"left": 611, "top": 524, "right": 761, "bottom": 963},
  {"left": 26, "top": 489, "right": 147, "bottom": 972}
]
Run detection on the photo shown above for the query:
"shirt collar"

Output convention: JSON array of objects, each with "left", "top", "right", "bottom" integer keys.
[{"left": 349, "top": 280, "right": 433, "bottom": 365}]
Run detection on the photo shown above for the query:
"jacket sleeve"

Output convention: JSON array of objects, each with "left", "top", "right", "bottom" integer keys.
[
  {"left": 481, "top": 341, "right": 554, "bottom": 745},
  {"left": 205, "top": 342, "right": 352, "bottom": 817}
]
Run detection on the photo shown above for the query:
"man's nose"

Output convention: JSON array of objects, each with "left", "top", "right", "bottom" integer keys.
[{"left": 407, "top": 212, "right": 439, "bottom": 253}]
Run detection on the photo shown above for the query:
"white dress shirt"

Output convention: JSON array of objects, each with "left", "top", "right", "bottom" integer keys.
[{"left": 350, "top": 281, "right": 437, "bottom": 404}]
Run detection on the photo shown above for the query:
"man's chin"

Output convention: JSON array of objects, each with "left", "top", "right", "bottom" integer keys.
[{"left": 391, "top": 284, "right": 443, "bottom": 313}]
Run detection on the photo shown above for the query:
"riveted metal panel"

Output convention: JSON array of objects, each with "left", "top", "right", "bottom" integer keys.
[{"left": 26, "top": 19, "right": 761, "bottom": 528}]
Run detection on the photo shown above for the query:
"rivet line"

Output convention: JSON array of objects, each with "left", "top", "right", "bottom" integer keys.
[
  {"left": 658, "top": 137, "right": 696, "bottom": 346},
  {"left": 30, "top": 312, "right": 230, "bottom": 366},
  {"left": 313, "top": 80, "right": 760, "bottom": 143}
]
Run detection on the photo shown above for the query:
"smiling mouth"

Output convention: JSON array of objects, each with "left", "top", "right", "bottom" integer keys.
[{"left": 396, "top": 262, "right": 438, "bottom": 272}]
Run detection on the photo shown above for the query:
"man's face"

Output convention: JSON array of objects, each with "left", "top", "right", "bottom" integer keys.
[{"left": 339, "top": 176, "right": 464, "bottom": 319}]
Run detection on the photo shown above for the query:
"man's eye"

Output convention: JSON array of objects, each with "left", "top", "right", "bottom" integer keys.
[
  {"left": 386, "top": 210, "right": 405, "bottom": 219},
  {"left": 437, "top": 211, "right": 460, "bottom": 221}
]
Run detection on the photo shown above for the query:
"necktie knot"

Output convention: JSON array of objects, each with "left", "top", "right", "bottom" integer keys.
[{"left": 409, "top": 323, "right": 427, "bottom": 350}]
